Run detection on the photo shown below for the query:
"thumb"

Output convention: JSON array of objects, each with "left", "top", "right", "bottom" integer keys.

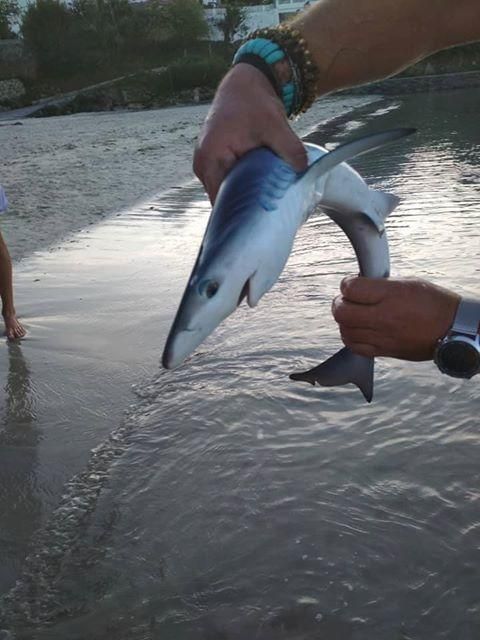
[
  {"left": 264, "top": 121, "right": 308, "bottom": 173},
  {"left": 340, "top": 276, "right": 390, "bottom": 305}
]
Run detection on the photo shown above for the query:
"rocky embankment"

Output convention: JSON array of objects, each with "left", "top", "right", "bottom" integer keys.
[
  {"left": 28, "top": 68, "right": 217, "bottom": 117},
  {"left": 341, "top": 70, "right": 480, "bottom": 96},
  {"left": 2, "top": 35, "right": 480, "bottom": 120},
  {"left": 0, "top": 40, "right": 35, "bottom": 109}
]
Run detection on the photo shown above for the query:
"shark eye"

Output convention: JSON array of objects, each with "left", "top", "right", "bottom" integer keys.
[{"left": 198, "top": 279, "right": 219, "bottom": 299}]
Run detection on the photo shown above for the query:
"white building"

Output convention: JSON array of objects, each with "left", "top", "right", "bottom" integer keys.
[{"left": 204, "top": 0, "right": 314, "bottom": 42}]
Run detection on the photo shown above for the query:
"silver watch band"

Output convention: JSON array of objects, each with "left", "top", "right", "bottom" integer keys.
[{"left": 451, "top": 298, "right": 480, "bottom": 337}]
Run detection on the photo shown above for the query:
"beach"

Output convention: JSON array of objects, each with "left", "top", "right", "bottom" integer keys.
[
  {"left": 0, "top": 95, "right": 377, "bottom": 262},
  {"left": 0, "top": 94, "right": 378, "bottom": 609},
  {"left": 1, "top": 90, "right": 480, "bottom": 639}
]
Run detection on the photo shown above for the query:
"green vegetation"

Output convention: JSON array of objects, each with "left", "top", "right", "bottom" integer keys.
[
  {"left": 216, "top": 0, "right": 246, "bottom": 45},
  {"left": 2, "top": 0, "right": 480, "bottom": 113},
  {"left": 18, "top": 0, "right": 231, "bottom": 96},
  {"left": 163, "top": 0, "right": 208, "bottom": 52},
  {"left": 0, "top": 0, "right": 18, "bottom": 38}
]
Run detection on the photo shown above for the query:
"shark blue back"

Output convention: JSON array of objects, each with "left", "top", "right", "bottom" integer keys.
[
  {"left": 162, "top": 147, "right": 297, "bottom": 369},
  {"left": 203, "top": 147, "right": 296, "bottom": 247}
]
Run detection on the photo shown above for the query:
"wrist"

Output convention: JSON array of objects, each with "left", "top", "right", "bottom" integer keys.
[
  {"left": 434, "top": 296, "right": 480, "bottom": 378},
  {"left": 226, "top": 62, "right": 279, "bottom": 99},
  {"left": 232, "top": 27, "right": 320, "bottom": 117},
  {"left": 436, "top": 291, "right": 461, "bottom": 341}
]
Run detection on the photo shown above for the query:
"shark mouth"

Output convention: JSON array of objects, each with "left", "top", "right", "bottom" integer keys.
[
  {"left": 237, "top": 272, "right": 257, "bottom": 307},
  {"left": 237, "top": 278, "right": 250, "bottom": 306}
]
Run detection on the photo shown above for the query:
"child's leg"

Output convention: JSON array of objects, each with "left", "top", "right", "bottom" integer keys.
[{"left": 0, "top": 231, "right": 26, "bottom": 339}]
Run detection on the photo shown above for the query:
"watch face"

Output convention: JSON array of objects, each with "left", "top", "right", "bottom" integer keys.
[{"left": 437, "top": 339, "right": 480, "bottom": 378}]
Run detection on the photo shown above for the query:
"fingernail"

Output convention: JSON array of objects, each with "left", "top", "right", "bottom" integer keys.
[{"left": 340, "top": 275, "right": 354, "bottom": 292}]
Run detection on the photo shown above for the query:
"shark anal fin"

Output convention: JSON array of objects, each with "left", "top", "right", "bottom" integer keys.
[{"left": 289, "top": 347, "right": 374, "bottom": 403}]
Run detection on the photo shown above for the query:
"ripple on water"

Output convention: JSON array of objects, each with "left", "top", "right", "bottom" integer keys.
[{"left": 2, "top": 89, "right": 480, "bottom": 640}]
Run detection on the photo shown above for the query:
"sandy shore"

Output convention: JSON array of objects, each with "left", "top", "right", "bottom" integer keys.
[
  {"left": 0, "top": 188, "right": 210, "bottom": 600},
  {"left": 0, "top": 93, "right": 380, "bottom": 610},
  {"left": 2, "top": 88, "right": 480, "bottom": 638},
  {"left": 0, "top": 95, "right": 379, "bottom": 261}
]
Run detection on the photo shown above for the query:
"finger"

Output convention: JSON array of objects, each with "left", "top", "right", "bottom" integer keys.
[
  {"left": 347, "top": 342, "right": 378, "bottom": 358},
  {"left": 264, "top": 121, "right": 307, "bottom": 173},
  {"left": 15, "top": 326, "right": 25, "bottom": 338},
  {"left": 340, "top": 326, "right": 381, "bottom": 346},
  {"left": 340, "top": 326, "right": 404, "bottom": 359},
  {"left": 199, "top": 152, "right": 237, "bottom": 205},
  {"left": 340, "top": 276, "right": 390, "bottom": 305},
  {"left": 332, "top": 296, "right": 378, "bottom": 330}
]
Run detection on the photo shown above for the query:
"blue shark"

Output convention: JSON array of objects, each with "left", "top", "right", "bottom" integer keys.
[{"left": 162, "top": 128, "right": 415, "bottom": 401}]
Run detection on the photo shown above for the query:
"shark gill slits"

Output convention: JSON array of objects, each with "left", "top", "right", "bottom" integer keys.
[
  {"left": 198, "top": 279, "right": 219, "bottom": 299},
  {"left": 259, "top": 195, "right": 277, "bottom": 212}
]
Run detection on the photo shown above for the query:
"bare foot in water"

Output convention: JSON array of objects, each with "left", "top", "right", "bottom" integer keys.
[{"left": 3, "top": 314, "right": 26, "bottom": 340}]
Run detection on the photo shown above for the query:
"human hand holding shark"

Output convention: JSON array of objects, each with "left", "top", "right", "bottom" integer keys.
[
  {"left": 333, "top": 276, "right": 460, "bottom": 361},
  {"left": 193, "top": 64, "right": 306, "bottom": 204}
]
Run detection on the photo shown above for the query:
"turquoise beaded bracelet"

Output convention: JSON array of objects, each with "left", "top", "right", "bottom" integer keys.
[
  {"left": 235, "top": 26, "right": 320, "bottom": 117},
  {"left": 233, "top": 37, "right": 297, "bottom": 117}
]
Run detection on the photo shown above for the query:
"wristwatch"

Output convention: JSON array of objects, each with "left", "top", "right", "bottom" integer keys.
[{"left": 434, "top": 298, "right": 480, "bottom": 378}]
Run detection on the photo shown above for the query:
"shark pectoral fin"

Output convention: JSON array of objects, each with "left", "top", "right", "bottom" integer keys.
[{"left": 289, "top": 347, "right": 374, "bottom": 403}]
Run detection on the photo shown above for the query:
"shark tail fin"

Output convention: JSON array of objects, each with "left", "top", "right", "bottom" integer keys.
[{"left": 289, "top": 347, "right": 374, "bottom": 403}]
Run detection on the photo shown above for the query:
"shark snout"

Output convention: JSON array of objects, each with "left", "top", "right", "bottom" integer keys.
[{"left": 162, "top": 325, "right": 202, "bottom": 369}]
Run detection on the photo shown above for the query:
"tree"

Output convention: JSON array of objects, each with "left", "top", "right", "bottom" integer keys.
[
  {"left": 22, "top": 0, "right": 77, "bottom": 74},
  {"left": 72, "top": 0, "right": 136, "bottom": 60},
  {"left": 0, "top": 0, "right": 19, "bottom": 39},
  {"left": 163, "top": 0, "right": 208, "bottom": 53},
  {"left": 216, "top": 0, "right": 246, "bottom": 45},
  {"left": 140, "top": 0, "right": 169, "bottom": 45}
]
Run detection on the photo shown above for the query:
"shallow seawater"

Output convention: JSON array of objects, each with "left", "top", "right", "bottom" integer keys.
[{"left": 2, "top": 90, "right": 480, "bottom": 639}]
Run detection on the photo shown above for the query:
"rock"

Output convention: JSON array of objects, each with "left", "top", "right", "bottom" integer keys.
[{"left": 0, "top": 78, "right": 26, "bottom": 105}]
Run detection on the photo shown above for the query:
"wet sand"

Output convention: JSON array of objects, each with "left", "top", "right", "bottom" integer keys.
[
  {"left": 0, "top": 96, "right": 378, "bottom": 261},
  {"left": 0, "top": 95, "right": 383, "bottom": 619},
  {"left": 0, "top": 187, "right": 209, "bottom": 601},
  {"left": 1, "top": 89, "right": 479, "bottom": 639}
]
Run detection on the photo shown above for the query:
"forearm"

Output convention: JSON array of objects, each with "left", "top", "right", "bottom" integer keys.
[
  {"left": 292, "top": 0, "right": 480, "bottom": 96},
  {"left": 0, "top": 234, "right": 15, "bottom": 316}
]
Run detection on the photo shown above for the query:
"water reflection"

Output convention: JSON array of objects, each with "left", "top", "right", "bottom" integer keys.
[
  {"left": 2, "top": 89, "right": 480, "bottom": 639},
  {"left": 0, "top": 343, "right": 41, "bottom": 594}
]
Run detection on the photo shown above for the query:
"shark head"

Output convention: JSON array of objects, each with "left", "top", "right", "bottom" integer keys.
[{"left": 162, "top": 229, "right": 260, "bottom": 369}]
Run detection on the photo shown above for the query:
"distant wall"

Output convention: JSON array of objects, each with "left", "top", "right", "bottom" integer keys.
[
  {"left": 340, "top": 70, "right": 480, "bottom": 96},
  {"left": 0, "top": 40, "right": 36, "bottom": 81}
]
